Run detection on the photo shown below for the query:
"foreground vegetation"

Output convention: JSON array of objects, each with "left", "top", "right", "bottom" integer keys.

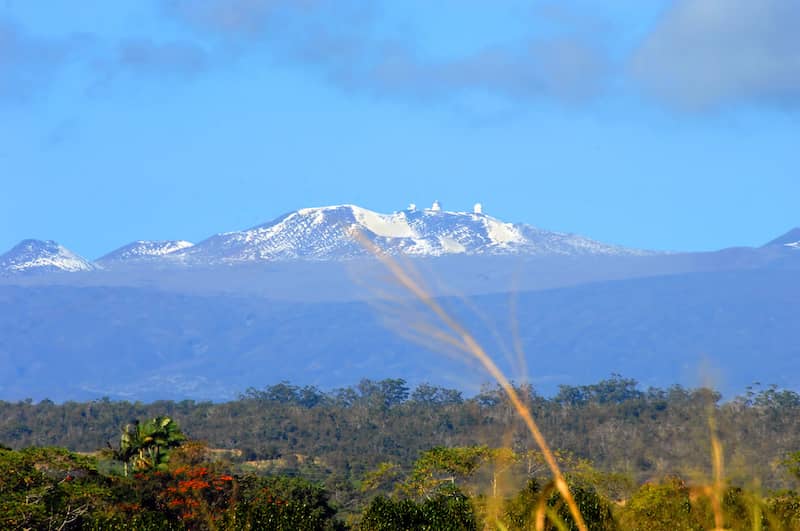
[{"left": 3, "top": 376, "right": 800, "bottom": 528}]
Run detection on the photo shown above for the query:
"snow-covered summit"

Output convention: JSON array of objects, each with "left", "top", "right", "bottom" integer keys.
[
  {"left": 0, "top": 204, "right": 657, "bottom": 271},
  {"left": 98, "top": 240, "right": 194, "bottom": 265},
  {"left": 173, "top": 204, "right": 648, "bottom": 263},
  {"left": 0, "top": 239, "right": 97, "bottom": 275}
]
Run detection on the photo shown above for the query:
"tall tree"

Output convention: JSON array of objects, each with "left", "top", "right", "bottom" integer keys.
[{"left": 136, "top": 416, "right": 186, "bottom": 471}]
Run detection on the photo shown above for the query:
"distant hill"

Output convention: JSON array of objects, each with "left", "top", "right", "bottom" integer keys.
[
  {"left": 1, "top": 264, "right": 798, "bottom": 402},
  {"left": 0, "top": 240, "right": 96, "bottom": 275}
]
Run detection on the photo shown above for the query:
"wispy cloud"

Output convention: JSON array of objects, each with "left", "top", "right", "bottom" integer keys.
[
  {"left": 162, "top": 0, "right": 329, "bottom": 38},
  {"left": 0, "top": 18, "right": 88, "bottom": 102},
  {"left": 354, "top": 38, "right": 608, "bottom": 105},
  {"left": 12, "top": 1, "right": 796, "bottom": 115},
  {"left": 116, "top": 39, "right": 210, "bottom": 78},
  {"left": 42, "top": 117, "right": 80, "bottom": 148},
  {"left": 631, "top": 0, "right": 800, "bottom": 111},
  {"left": 0, "top": 15, "right": 214, "bottom": 104},
  {"left": 162, "top": 0, "right": 611, "bottom": 106}
]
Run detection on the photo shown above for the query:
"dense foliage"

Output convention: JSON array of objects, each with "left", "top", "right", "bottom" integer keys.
[
  {"left": 0, "top": 442, "right": 344, "bottom": 530},
  {"left": 3, "top": 377, "right": 800, "bottom": 527},
  {"left": 3, "top": 438, "right": 800, "bottom": 529}
]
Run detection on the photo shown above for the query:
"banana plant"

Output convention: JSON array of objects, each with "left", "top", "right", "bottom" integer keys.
[
  {"left": 107, "top": 417, "right": 185, "bottom": 475},
  {"left": 135, "top": 416, "right": 186, "bottom": 471}
]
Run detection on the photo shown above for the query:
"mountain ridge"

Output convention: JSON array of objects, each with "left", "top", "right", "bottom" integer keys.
[
  {"left": 0, "top": 204, "right": 653, "bottom": 274},
  {"left": 97, "top": 240, "right": 194, "bottom": 265},
  {"left": 1, "top": 204, "right": 796, "bottom": 275},
  {"left": 0, "top": 240, "right": 96, "bottom": 275},
  {"left": 764, "top": 227, "right": 800, "bottom": 249},
  {"left": 174, "top": 203, "right": 651, "bottom": 264}
]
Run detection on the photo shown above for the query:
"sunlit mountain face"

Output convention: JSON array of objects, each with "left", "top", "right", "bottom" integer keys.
[
  {"left": 1, "top": 204, "right": 652, "bottom": 275},
  {"left": 0, "top": 240, "right": 97, "bottom": 275}
]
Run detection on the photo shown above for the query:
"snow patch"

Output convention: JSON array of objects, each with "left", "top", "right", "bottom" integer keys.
[
  {"left": 485, "top": 217, "right": 524, "bottom": 245},
  {"left": 351, "top": 206, "right": 417, "bottom": 238},
  {"left": 439, "top": 236, "right": 466, "bottom": 253},
  {"left": 97, "top": 240, "right": 195, "bottom": 264},
  {"left": 157, "top": 240, "right": 193, "bottom": 254}
]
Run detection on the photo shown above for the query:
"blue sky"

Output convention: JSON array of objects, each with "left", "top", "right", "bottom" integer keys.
[{"left": 1, "top": 0, "right": 798, "bottom": 259}]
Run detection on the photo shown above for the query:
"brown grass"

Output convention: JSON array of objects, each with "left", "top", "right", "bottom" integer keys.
[{"left": 352, "top": 230, "right": 588, "bottom": 531}]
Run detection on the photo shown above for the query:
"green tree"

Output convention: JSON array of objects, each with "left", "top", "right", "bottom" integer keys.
[
  {"left": 617, "top": 477, "right": 704, "bottom": 531},
  {"left": 403, "top": 446, "right": 491, "bottom": 498},
  {"left": 235, "top": 475, "right": 343, "bottom": 530},
  {"left": 136, "top": 416, "right": 186, "bottom": 471},
  {"left": 360, "top": 485, "right": 477, "bottom": 531},
  {"left": 0, "top": 447, "right": 113, "bottom": 530},
  {"left": 106, "top": 422, "right": 140, "bottom": 477},
  {"left": 503, "top": 477, "right": 616, "bottom": 531},
  {"left": 108, "top": 417, "right": 185, "bottom": 475}
]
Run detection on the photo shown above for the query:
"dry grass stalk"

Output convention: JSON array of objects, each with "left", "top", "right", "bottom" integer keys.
[
  {"left": 709, "top": 412, "right": 726, "bottom": 530},
  {"left": 689, "top": 404, "right": 729, "bottom": 530},
  {"left": 353, "top": 230, "right": 588, "bottom": 531}
]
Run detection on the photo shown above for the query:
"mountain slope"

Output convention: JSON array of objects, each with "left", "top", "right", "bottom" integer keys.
[
  {"left": 0, "top": 240, "right": 96, "bottom": 275},
  {"left": 1, "top": 267, "right": 798, "bottom": 401},
  {"left": 97, "top": 240, "right": 194, "bottom": 266},
  {"left": 175, "top": 204, "right": 649, "bottom": 264},
  {"left": 764, "top": 228, "right": 800, "bottom": 249}
]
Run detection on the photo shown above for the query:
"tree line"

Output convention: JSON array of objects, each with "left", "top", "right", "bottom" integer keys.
[
  {"left": 4, "top": 423, "right": 800, "bottom": 529},
  {"left": 3, "top": 376, "right": 800, "bottom": 525}
]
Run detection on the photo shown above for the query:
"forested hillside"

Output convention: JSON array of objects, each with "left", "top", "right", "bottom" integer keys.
[
  {"left": 4, "top": 376, "right": 800, "bottom": 529},
  {"left": 3, "top": 376, "right": 799, "bottom": 491}
]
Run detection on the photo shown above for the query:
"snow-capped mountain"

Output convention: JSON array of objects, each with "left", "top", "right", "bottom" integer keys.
[
  {"left": 97, "top": 240, "right": 194, "bottom": 265},
  {"left": 0, "top": 239, "right": 96, "bottom": 275},
  {"left": 764, "top": 228, "right": 800, "bottom": 249},
  {"left": 173, "top": 203, "right": 649, "bottom": 264}
]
